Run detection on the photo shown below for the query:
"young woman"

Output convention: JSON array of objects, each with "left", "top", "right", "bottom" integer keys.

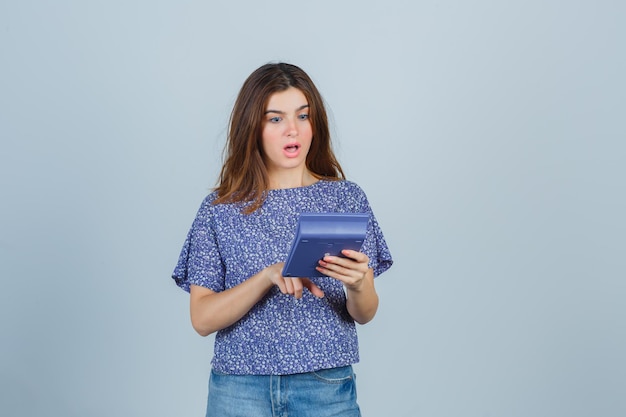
[{"left": 172, "top": 63, "right": 393, "bottom": 417}]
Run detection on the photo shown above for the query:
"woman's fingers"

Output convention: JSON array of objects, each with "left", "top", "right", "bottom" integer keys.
[
  {"left": 286, "top": 278, "right": 324, "bottom": 299},
  {"left": 264, "top": 263, "right": 325, "bottom": 299},
  {"left": 340, "top": 249, "right": 369, "bottom": 263},
  {"left": 316, "top": 251, "right": 370, "bottom": 289},
  {"left": 318, "top": 255, "right": 368, "bottom": 276},
  {"left": 302, "top": 278, "right": 325, "bottom": 298},
  {"left": 291, "top": 277, "right": 303, "bottom": 299}
]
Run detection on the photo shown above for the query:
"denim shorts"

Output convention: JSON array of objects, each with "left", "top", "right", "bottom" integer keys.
[{"left": 206, "top": 365, "right": 361, "bottom": 417}]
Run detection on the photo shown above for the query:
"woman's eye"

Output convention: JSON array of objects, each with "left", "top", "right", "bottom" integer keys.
[
  {"left": 269, "top": 116, "right": 281, "bottom": 123},
  {"left": 298, "top": 114, "right": 309, "bottom": 120}
]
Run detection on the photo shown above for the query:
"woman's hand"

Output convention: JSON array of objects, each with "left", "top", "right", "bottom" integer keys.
[
  {"left": 315, "top": 250, "right": 370, "bottom": 291},
  {"left": 190, "top": 261, "right": 325, "bottom": 336},
  {"left": 316, "top": 250, "right": 379, "bottom": 324},
  {"left": 264, "top": 262, "right": 325, "bottom": 299}
]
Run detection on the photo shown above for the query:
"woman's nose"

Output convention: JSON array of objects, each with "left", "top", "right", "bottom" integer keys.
[{"left": 286, "top": 117, "right": 298, "bottom": 137}]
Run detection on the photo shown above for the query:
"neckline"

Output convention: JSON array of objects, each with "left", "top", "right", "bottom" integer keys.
[{"left": 266, "top": 179, "right": 327, "bottom": 193}]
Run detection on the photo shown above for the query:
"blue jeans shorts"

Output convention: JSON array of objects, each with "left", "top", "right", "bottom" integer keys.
[{"left": 206, "top": 365, "right": 361, "bottom": 417}]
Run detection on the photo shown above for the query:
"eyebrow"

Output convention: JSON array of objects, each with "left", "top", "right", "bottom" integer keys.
[{"left": 264, "top": 104, "right": 309, "bottom": 115}]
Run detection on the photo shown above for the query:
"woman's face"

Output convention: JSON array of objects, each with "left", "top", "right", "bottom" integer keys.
[{"left": 261, "top": 87, "right": 313, "bottom": 175}]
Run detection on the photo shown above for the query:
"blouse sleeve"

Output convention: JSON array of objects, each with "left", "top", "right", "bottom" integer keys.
[
  {"left": 347, "top": 182, "right": 393, "bottom": 277},
  {"left": 171, "top": 195, "right": 226, "bottom": 293}
]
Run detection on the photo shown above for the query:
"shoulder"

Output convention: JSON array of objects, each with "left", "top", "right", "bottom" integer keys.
[
  {"left": 319, "top": 179, "right": 366, "bottom": 195},
  {"left": 195, "top": 191, "right": 219, "bottom": 213},
  {"left": 318, "top": 179, "right": 370, "bottom": 212},
  {"left": 335, "top": 180, "right": 369, "bottom": 201},
  {"left": 191, "top": 191, "right": 224, "bottom": 223}
]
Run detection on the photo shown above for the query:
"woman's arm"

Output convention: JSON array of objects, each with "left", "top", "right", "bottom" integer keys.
[
  {"left": 316, "top": 250, "right": 379, "bottom": 324},
  {"left": 189, "top": 263, "right": 325, "bottom": 336}
]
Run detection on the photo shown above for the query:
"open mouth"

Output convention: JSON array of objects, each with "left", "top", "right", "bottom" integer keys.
[{"left": 284, "top": 143, "right": 300, "bottom": 153}]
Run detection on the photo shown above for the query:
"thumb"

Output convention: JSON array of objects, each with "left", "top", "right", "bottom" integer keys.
[{"left": 302, "top": 278, "right": 325, "bottom": 298}]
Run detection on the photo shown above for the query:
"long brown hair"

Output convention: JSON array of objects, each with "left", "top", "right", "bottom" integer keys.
[{"left": 214, "top": 63, "right": 345, "bottom": 213}]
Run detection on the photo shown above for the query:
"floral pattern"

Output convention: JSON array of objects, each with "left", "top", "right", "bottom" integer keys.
[{"left": 172, "top": 180, "right": 393, "bottom": 375}]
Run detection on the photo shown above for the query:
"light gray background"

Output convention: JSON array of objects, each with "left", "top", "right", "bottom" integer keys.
[{"left": 1, "top": 1, "right": 624, "bottom": 416}]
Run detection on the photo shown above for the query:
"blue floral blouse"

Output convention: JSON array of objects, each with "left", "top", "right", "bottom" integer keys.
[{"left": 172, "top": 180, "right": 393, "bottom": 375}]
